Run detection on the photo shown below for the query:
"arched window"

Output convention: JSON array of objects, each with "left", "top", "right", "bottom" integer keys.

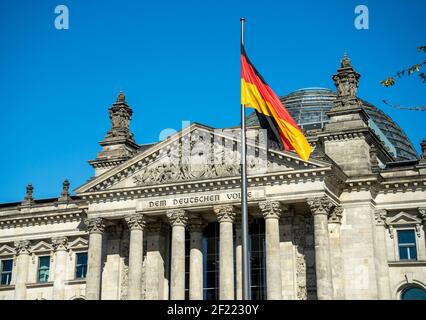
[{"left": 401, "top": 286, "right": 426, "bottom": 300}]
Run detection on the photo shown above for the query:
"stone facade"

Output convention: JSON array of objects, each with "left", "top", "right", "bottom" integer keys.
[{"left": 0, "top": 56, "right": 425, "bottom": 300}]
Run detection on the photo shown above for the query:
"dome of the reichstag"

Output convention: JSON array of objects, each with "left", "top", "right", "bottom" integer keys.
[{"left": 246, "top": 87, "right": 418, "bottom": 161}]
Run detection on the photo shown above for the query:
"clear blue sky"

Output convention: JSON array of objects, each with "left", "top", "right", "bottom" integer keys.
[{"left": 0, "top": 0, "right": 425, "bottom": 203}]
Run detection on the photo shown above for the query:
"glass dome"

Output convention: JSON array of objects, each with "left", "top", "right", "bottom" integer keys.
[{"left": 246, "top": 87, "right": 418, "bottom": 161}]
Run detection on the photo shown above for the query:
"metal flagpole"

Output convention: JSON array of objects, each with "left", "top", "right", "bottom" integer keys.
[{"left": 240, "top": 16, "right": 251, "bottom": 300}]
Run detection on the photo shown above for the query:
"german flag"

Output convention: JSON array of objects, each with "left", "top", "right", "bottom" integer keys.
[{"left": 241, "top": 46, "right": 312, "bottom": 161}]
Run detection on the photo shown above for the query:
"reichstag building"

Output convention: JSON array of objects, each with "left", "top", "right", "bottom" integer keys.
[{"left": 1, "top": 55, "right": 426, "bottom": 300}]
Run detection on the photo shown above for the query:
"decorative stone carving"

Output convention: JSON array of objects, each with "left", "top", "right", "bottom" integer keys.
[
  {"left": 307, "top": 196, "right": 334, "bottom": 216},
  {"left": 415, "top": 224, "right": 422, "bottom": 238},
  {"left": 15, "top": 240, "right": 31, "bottom": 255},
  {"left": 58, "top": 179, "right": 71, "bottom": 202},
  {"left": 333, "top": 54, "right": 360, "bottom": 99},
  {"left": 214, "top": 205, "right": 237, "bottom": 223},
  {"left": 130, "top": 134, "right": 291, "bottom": 188},
  {"left": 419, "top": 208, "right": 426, "bottom": 223},
  {"left": 259, "top": 200, "right": 282, "bottom": 220},
  {"left": 22, "top": 184, "right": 34, "bottom": 206},
  {"left": 388, "top": 225, "right": 394, "bottom": 239},
  {"left": 375, "top": 209, "right": 387, "bottom": 226},
  {"left": 52, "top": 237, "right": 68, "bottom": 251},
  {"left": 166, "top": 209, "right": 189, "bottom": 227},
  {"left": 329, "top": 206, "right": 343, "bottom": 224},
  {"left": 104, "top": 91, "right": 135, "bottom": 142},
  {"left": 125, "top": 214, "right": 146, "bottom": 231},
  {"left": 420, "top": 139, "right": 426, "bottom": 161},
  {"left": 84, "top": 217, "right": 106, "bottom": 234}
]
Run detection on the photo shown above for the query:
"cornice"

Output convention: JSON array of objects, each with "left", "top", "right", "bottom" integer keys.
[
  {"left": 379, "top": 175, "right": 426, "bottom": 194},
  {"left": 79, "top": 167, "right": 332, "bottom": 203},
  {"left": 0, "top": 209, "right": 86, "bottom": 230}
]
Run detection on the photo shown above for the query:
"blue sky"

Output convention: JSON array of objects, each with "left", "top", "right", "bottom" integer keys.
[{"left": 0, "top": 0, "right": 425, "bottom": 203}]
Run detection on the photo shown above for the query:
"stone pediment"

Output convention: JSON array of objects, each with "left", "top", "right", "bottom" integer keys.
[
  {"left": 31, "top": 241, "right": 53, "bottom": 253},
  {"left": 76, "top": 123, "right": 327, "bottom": 194},
  {"left": 68, "top": 237, "right": 88, "bottom": 250},
  {"left": 0, "top": 244, "right": 15, "bottom": 256},
  {"left": 388, "top": 211, "right": 421, "bottom": 225}
]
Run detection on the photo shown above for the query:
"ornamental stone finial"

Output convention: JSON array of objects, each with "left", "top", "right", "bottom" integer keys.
[
  {"left": 307, "top": 196, "right": 334, "bottom": 216},
  {"left": 117, "top": 90, "right": 125, "bottom": 103},
  {"left": 84, "top": 217, "right": 106, "bottom": 234},
  {"left": 421, "top": 139, "right": 426, "bottom": 161},
  {"left": 58, "top": 179, "right": 71, "bottom": 202},
  {"left": 259, "top": 200, "right": 282, "bottom": 220},
  {"left": 52, "top": 236, "right": 68, "bottom": 251},
  {"left": 125, "top": 213, "right": 146, "bottom": 231},
  {"left": 22, "top": 184, "right": 34, "bottom": 206},
  {"left": 332, "top": 53, "right": 360, "bottom": 100},
  {"left": 14, "top": 240, "right": 31, "bottom": 255},
  {"left": 105, "top": 90, "right": 134, "bottom": 141},
  {"left": 166, "top": 209, "right": 189, "bottom": 227},
  {"left": 329, "top": 206, "right": 344, "bottom": 224},
  {"left": 214, "top": 205, "right": 238, "bottom": 223}
]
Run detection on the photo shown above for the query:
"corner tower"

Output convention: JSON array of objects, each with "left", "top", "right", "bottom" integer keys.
[
  {"left": 320, "top": 54, "right": 394, "bottom": 176},
  {"left": 89, "top": 91, "right": 139, "bottom": 176}
]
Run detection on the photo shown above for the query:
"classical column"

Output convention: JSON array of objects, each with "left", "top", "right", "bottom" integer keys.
[
  {"left": 307, "top": 196, "right": 334, "bottom": 300},
  {"left": 328, "top": 206, "right": 345, "bottom": 299},
  {"left": 214, "top": 205, "right": 236, "bottom": 300},
  {"left": 125, "top": 213, "right": 146, "bottom": 300},
  {"left": 279, "top": 207, "right": 296, "bottom": 300},
  {"left": 234, "top": 216, "right": 243, "bottom": 300},
  {"left": 188, "top": 216, "right": 206, "bottom": 300},
  {"left": 52, "top": 237, "right": 68, "bottom": 300},
  {"left": 166, "top": 209, "right": 188, "bottom": 300},
  {"left": 84, "top": 217, "right": 106, "bottom": 300},
  {"left": 13, "top": 240, "right": 31, "bottom": 300},
  {"left": 374, "top": 209, "right": 391, "bottom": 299},
  {"left": 144, "top": 220, "right": 168, "bottom": 300},
  {"left": 259, "top": 200, "right": 283, "bottom": 300}
]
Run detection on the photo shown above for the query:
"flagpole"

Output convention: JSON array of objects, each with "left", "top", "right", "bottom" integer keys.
[{"left": 240, "top": 16, "right": 251, "bottom": 300}]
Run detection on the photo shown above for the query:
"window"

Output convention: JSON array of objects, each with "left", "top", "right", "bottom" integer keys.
[
  {"left": 401, "top": 286, "right": 426, "bottom": 300},
  {"left": 38, "top": 256, "right": 50, "bottom": 283},
  {"left": 202, "top": 223, "right": 219, "bottom": 300},
  {"left": 397, "top": 230, "right": 417, "bottom": 260},
  {"left": 1, "top": 259, "right": 13, "bottom": 285},
  {"left": 249, "top": 219, "right": 267, "bottom": 300},
  {"left": 75, "top": 252, "right": 88, "bottom": 279}
]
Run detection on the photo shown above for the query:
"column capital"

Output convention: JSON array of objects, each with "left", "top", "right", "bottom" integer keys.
[
  {"left": 52, "top": 236, "right": 68, "bottom": 252},
  {"left": 166, "top": 209, "right": 189, "bottom": 227},
  {"left": 418, "top": 208, "right": 426, "bottom": 223},
  {"left": 329, "top": 206, "right": 344, "bottom": 224},
  {"left": 214, "top": 205, "right": 238, "bottom": 223},
  {"left": 307, "top": 196, "right": 334, "bottom": 216},
  {"left": 84, "top": 217, "right": 106, "bottom": 234},
  {"left": 259, "top": 200, "right": 283, "bottom": 220},
  {"left": 14, "top": 240, "right": 31, "bottom": 255},
  {"left": 375, "top": 209, "right": 388, "bottom": 226},
  {"left": 125, "top": 213, "right": 146, "bottom": 231},
  {"left": 188, "top": 215, "right": 207, "bottom": 233}
]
